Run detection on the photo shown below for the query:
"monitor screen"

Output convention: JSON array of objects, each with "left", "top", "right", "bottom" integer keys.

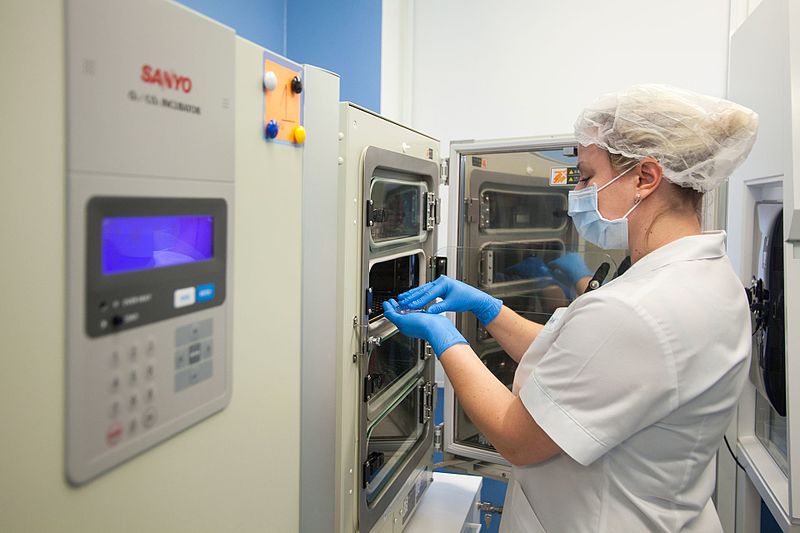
[{"left": 101, "top": 215, "right": 214, "bottom": 275}]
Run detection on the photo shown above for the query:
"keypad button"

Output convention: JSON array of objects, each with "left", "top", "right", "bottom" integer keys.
[
  {"left": 110, "top": 401, "right": 120, "bottom": 418},
  {"left": 145, "top": 364, "right": 155, "bottom": 380},
  {"left": 175, "top": 347, "right": 188, "bottom": 370},
  {"left": 128, "top": 417, "right": 138, "bottom": 435},
  {"left": 129, "top": 394, "right": 138, "bottom": 410},
  {"left": 188, "top": 342, "right": 202, "bottom": 365},
  {"left": 110, "top": 350, "right": 120, "bottom": 368},
  {"left": 145, "top": 337, "right": 156, "bottom": 356},
  {"left": 175, "top": 360, "right": 213, "bottom": 392},
  {"left": 128, "top": 369, "right": 138, "bottom": 386},
  {"left": 110, "top": 375, "right": 121, "bottom": 393},
  {"left": 106, "top": 422, "right": 123, "bottom": 446},
  {"left": 128, "top": 343, "right": 138, "bottom": 362},
  {"left": 201, "top": 339, "right": 213, "bottom": 360},
  {"left": 145, "top": 386, "right": 156, "bottom": 403},
  {"left": 142, "top": 407, "right": 158, "bottom": 429},
  {"left": 175, "top": 319, "right": 213, "bottom": 347}
]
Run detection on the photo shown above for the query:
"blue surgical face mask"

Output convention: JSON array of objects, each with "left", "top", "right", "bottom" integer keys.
[{"left": 568, "top": 163, "right": 640, "bottom": 250}]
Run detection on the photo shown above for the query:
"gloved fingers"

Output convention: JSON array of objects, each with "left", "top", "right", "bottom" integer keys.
[
  {"left": 397, "top": 283, "right": 431, "bottom": 305},
  {"left": 382, "top": 299, "right": 402, "bottom": 322},
  {"left": 400, "top": 283, "right": 447, "bottom": 309},
  {"left": 426, "top": 301, "right": 448, "bottom": 315}
]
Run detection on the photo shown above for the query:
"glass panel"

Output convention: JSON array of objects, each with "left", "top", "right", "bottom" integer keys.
[
  {"left": 369, "top": 177, "right": 426, "bottom": 246},
  {"left": 755, "top": 393, "right": 788, "bottom": 474},
  {"left": 480, "top": 240, "right": 565, "bottom": 288},
  {"left": 364, "top": 384, "right": 423, "bottom": 504},
  {"left": 454, "top": 347, "right": 517, "bottom": 450},
  {"left": 480, "top": 189, "right": 567, "bottom": 232},
  {"left": 452, "top": 145, "right": 633, "bottom": 455},
  {"left": 369, "top": 254, "right": 421, "bottom": 320},
  {"left": 365, "top": 332, "right": 421, "bottom": 403}
]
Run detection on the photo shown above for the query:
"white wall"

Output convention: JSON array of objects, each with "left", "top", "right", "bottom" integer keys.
[{"left": 384, "top": 0, "right": 732, "bottom": 148}]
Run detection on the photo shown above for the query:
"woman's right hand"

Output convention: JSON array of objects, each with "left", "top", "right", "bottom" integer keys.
[{"left": 397, "top": 275, "right": 503, "bottom": 326}]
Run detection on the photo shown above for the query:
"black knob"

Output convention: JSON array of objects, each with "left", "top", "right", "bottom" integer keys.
[
  {"left": 112, "top": 315, "right": 124, "bottom": 327},
  {"left": 291, "top": 76, "right": 303, "bottom": 94}
]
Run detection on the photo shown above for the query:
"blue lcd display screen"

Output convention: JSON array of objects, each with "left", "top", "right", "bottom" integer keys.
[{"left": 101, "top": 215, "right": 214, "bottom": 275}]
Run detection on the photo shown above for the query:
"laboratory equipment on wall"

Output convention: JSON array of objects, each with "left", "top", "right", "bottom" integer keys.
[
  {"left": 440, "top": 138, "right": 626, "bottom": 476},
  {"left": 720, "top": 0, "right": 800, "bottom": 530}
]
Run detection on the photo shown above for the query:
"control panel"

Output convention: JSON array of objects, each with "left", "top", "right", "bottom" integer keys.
[
  {"left": 262, "top": 50, "right": 306, "bottom": 145},
  {"left": 65, "top": 0, "right": 235, "bottom": 484}
]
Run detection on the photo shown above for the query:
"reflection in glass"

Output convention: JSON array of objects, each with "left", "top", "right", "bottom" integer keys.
[
  {"left": 755, "top": 392, "right": 788, "bottom": 474},
  {"left": 365, "top": 386, "right": 423, "bottom": 504},
  {"left": 480, "top": 241, "right": 565, "bottom": 287},
  {"left": 454, "top": 348, "right": 518, "bottom": 451},
  {"left": 480, "top": 189, "right": 567, "bottom": 232},
  {"left": 365, "top": 334, "right": 421, "bottom": 403},
  {"left": 370, "top": 178, "right": 425, "bottom": 245}
]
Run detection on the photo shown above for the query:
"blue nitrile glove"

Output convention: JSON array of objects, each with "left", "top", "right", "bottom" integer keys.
[
  {"left": 397, "top": 275, "right": 503, "bottom": 327},
  {"left": 548, "top": 253, "right": 593, "bottom": 287},
  {"left": 383, "top": 299, "right": 468, "bottom": 358}
]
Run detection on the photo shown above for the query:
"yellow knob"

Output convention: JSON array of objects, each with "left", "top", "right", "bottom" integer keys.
[{"left": 293, "top": 125, "right": 306, "bottom": 144}]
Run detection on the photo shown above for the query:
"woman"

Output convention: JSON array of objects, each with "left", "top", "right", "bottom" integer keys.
[{"left": 383, "top": 84, "right": 759, "bottom": 532}]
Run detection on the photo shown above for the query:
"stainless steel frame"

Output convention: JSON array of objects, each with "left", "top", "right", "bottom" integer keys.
[{"left": 358, "top": 146, "right": 439, "bottom": 532}]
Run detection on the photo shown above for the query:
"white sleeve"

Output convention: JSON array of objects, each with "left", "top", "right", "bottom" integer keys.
[{"left": 518, "top": 293, "right": 678, "bottom": 466}]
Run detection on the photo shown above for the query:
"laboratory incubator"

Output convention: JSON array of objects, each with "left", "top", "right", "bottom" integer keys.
[
  {"left": 301, "top": 124, "right": 632, "bottom": 531},
  {"left": 3, "top": 0, "right": 322, "bottom": 530}
]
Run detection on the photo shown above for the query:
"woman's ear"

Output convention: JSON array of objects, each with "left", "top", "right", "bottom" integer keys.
[{"left": 636, "top": 158, "right": 663, "bottom": 200}]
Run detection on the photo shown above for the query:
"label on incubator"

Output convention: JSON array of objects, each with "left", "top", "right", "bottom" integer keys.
[{"left": 550, "top": 166, "right": 580, "bottom": 186}]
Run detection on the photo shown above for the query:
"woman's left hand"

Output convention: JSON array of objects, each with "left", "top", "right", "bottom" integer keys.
[{"left": 382, "top": 299, "right": 468, "bottom": 358}]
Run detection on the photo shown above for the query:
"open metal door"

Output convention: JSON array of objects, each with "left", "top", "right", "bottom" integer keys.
[{"left": 441, "top": 136, "right": 627, "bottom": 475}]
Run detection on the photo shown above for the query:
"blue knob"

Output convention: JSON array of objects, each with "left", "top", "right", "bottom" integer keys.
[{"left": 266, "top": 120, "right": 279, "bottom": 139}]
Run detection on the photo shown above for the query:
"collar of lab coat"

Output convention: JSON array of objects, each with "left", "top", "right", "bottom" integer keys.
[{"left": 620, "top": 230, "right": 728, "bottom": 279}]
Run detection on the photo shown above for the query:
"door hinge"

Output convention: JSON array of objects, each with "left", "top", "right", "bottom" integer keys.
[
  {"left": 465, "top": 197, "right": 479, "bottom": 223},
  {"left": 429, "top": 256, "right": 448, "bottom": 281},
  {"left": 422, "top": 342, "right": 434, "bottom": 361},
  {"left": 426, "top": 193, "right": 440, "bottom": 231},
  {"left": 364, "top": 373, "right": 385, "bottom": 402},
  {"left": 418, "top": 381, "right": 433, "bottom": 424},
  {"left": 440, "top": 157, "right": 449, "bottom": 186},
  {"left": 366, "top": 199, "right": 385, "bottom": 227},
  {"left": 362, "top": 451, "right": 385, "bottom": 488},
  {"left": 365, "top": 287, "right": 374, "bottom": 317},
  {"left": 480, "top": 249, "right": 494, "bottom": 286}
]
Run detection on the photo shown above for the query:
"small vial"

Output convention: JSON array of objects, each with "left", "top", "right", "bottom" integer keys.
[{"left": 398, "top": 307, "right": 424, "bottom": 315}]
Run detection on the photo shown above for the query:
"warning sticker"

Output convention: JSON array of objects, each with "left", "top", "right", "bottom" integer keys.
[{"left": 550, "top": 167, "right": 580, "bottom": 186}]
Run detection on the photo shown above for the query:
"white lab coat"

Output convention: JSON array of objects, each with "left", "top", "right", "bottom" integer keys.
[{"left": 499, "top": 232, "right": 751, "bottom": 532}]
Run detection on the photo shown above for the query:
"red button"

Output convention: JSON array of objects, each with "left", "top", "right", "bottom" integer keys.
[{"left": 106, "top": 422, "right": 123, "bottom": 446}]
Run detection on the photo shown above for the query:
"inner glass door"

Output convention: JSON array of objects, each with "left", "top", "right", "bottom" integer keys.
[{"left": 447, "top": 142, "right": 627, "bottom": 461}]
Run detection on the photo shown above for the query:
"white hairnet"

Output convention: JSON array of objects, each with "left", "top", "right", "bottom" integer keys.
[{"left": 574, "top": 84, "right": 759, "bottom": 193}]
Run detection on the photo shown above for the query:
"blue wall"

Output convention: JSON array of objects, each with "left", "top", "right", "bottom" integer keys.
[
  {"left": 176, "top": 0, "right": 286, "bottom": 55},
  {"left": 176, "top": 0, "right": 382, "bottom": 112},
  {"left": 286, "top": 0, "right": 381, "bottom": 112}
]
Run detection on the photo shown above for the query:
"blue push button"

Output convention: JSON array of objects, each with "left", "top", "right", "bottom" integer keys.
[{"left": 196, "top": 283, "right": 215, "bottom": 303}]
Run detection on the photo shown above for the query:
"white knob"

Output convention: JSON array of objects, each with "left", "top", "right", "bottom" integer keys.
[{"left": 263, "top": 71, "right": 278, "bottom": 91}]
